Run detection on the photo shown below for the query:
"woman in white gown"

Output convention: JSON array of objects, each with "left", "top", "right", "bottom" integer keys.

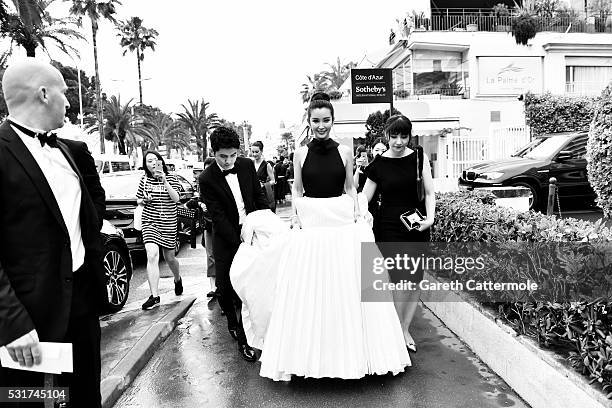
[{"left": 230, "top": 92, "right": 410, "bottom": 381}]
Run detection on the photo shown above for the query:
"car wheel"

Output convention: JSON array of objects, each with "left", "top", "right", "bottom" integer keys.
[
  {"left": 104, "top": 243, "right": 131, "bottom": 313},
  {"left": 511, "top": 181, "right": 539, "bottom": 211}
]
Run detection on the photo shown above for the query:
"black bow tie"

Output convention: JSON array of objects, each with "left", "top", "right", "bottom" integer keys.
[
  {"left": 222, "top": 167, "right": 238, "bottom": 176},
  {"left": 9, "top": 120, "right": 58, "bottom": 148}
]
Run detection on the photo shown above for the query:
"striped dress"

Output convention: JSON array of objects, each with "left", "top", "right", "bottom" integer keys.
[{"left": 136, "top": 174, "right": 182, "bottom": 249}]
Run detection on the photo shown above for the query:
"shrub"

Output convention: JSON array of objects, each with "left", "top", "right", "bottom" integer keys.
[
  {"left": 328, "top": 90, "right": 343, "bottom": 100},
  {"left": 393, "top": 89, "right": 411, "bottom": 99},
  {"left": 512, "top": 11, "right": 538, "bottom": 45},
  {"left": 587, "top": 84, "right": 612, "bottom": 219},
  {"left": 433, "top": 190, "right": 612, "bottom": 396},
  {"left": 364, "top": 107, "right": 403, "bottom": 147},
  {"left": 524, "top": 92, "right": 597, "bottom": 136}
]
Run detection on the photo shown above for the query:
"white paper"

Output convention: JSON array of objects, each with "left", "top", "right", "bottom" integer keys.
[{"left": 0, "top": 343, "right": 73, "bottom": 374}]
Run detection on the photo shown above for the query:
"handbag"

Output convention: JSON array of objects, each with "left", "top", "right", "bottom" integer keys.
[
  {"left": 399, "top": 146, "right": 426, "bottom": 232},
  {"left": 134, "top": 177, "right": 146, "bottom": 231}
]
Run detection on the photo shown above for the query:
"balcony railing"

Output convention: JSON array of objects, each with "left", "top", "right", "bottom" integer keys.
[
  {"left": 394, "top": 87, "right": 470, "bottom": 100},
  {"left": 411, "top": 13, "right": 612, "bottom": 34}
]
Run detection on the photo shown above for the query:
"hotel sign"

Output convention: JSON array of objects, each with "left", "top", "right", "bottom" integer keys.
[
  {"left": 478, "top": 57, "right": 542, "bottom": 95},
  {"left": 351, "top": 68, "right": 393, "bottom": 104}
]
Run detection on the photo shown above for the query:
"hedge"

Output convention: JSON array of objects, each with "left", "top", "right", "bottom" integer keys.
[
  {"left": 432, "top": 190, "right": 612, "bottom": 396},
  {"left": 587, "top": 84, "right": 612, "bottom": 219},
  {"left": 524, "top": 92, "right": 597, "bottom": 136}
]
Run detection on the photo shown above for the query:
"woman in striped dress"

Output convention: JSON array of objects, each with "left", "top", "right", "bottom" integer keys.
[{"left": 136, "top": 151, "right": 184, "bottom": 310}]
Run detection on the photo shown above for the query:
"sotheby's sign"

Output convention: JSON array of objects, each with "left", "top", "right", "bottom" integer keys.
[{"left": 351, "top": 68, "right": 393, "bottom": 104}]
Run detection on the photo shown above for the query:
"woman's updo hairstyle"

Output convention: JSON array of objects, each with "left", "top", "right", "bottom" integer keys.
[
  {"left": 251, "top": 140, "right": 264, "bottom": 151},
  {"left": 384, "top": 114, "right": 412, "bottom": 137},
  {"left": 307, "top": 92, "right": 334, "bottom": 122}
]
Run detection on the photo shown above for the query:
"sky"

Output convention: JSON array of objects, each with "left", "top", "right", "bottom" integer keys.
[{"left": 7, "top": 0, "right": 429, "bottom": 138}]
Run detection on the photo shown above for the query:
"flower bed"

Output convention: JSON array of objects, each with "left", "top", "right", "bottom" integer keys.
[{"left": 432, "top": 190, "right": 612, "bottom": 397}]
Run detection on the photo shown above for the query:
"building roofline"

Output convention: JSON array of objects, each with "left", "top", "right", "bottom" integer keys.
[{"left": 543, "top": 43, "right": 612, "bottom": 52}]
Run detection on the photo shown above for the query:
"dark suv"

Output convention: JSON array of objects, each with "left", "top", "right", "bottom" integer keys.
[{"left": 458, "top": 132, "right": 594, "bottom": 210}]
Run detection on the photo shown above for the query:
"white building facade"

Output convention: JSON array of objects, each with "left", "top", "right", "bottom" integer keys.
[{"left": 332, "top": 25, "right": 612, "bottom": 182}]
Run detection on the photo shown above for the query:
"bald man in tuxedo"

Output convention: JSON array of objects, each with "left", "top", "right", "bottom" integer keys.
[{"left": 0, "top": 59, "right": 106, "bottom": 407}]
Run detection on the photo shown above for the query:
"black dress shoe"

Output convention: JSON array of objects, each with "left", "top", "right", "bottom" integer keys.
[
  {"left": 228, "top": 327, "right": 239, "bottom": 341},
  {"left": 238, "top": 343, "right": 257, "bottom": 362}
]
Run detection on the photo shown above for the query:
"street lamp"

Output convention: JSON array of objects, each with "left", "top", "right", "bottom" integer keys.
[{"left": 66, "top": 54, "right": 84, "bottom": 128}]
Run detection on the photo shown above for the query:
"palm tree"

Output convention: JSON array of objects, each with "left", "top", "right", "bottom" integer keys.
[
  {"left": 0, "top": 0, "right": 84, "bottom": 57},
  {"left": 177, "top": 99, "right": 219, "bottom": 161},
  {"left": 150, "top": 113, "right": 190, "bottom": 159},
  {"left": 281, "top": 131, "right": 294, "bottom": 152},
  {"left": 84, "top": 95, "right": 155, "bottom": 157},
  {"left": 322, "top": 57, "right": 356, "bottom": 91},
  {"left": 116, "top": 16, "right": 158, "bottom": 105},
  {"left": 6, "top": 0, "right": 42, "bottom": 30},
  {"left": 300, "top": 73, "right": 330, "bottom": 104},
  {"left": 68, "top": 0, "right": 121, "bottom": 154}
]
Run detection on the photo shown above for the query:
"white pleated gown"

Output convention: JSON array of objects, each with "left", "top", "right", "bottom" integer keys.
[{"left": 230, "top": 195, "right": 411, "bottom": 381}]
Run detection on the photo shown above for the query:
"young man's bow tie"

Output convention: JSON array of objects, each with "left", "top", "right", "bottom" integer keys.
[
  {"left": 9, "top": 120, "right": 59, "bottom": 148},
  {"left": 222, "top": 167, "right": 238, "bottom": 176}
]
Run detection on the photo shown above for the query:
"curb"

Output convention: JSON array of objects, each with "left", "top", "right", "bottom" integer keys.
[
  {"left": 101, "top": 296, "right": 196, "bottom": 408},
  {"left": 420, "top": 272, "right": 611, "bottom": 408}
]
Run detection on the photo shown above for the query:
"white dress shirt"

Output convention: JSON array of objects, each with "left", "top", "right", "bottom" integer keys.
[
  {"left": 218, "top": 163, "right": 247, "bottom": 225},
  {"left": 9, "top": 117, "right": 85, "bottom": 272}
]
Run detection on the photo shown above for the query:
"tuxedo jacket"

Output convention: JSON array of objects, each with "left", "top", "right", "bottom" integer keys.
[
  {"left": 198, "top": 157, "right": 269, "bottom": 259},
  {"left": 0, "top": 121, "right": 106, "bottom": 346}
]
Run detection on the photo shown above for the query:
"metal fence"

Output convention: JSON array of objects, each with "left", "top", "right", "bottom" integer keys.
[
  {"left": 447, "top": 126, "right": 529, "bottom": 178},
  {"left": 413, "top": 14, "right": 612, "bottom": 34}
]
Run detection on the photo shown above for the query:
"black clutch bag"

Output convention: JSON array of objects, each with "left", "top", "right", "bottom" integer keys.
[{"left": 400, "top": 209, "right": 425, "bottom": 231}]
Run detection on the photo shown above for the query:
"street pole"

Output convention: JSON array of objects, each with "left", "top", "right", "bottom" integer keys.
[
  {"left": 77, "top": 66, "right": 83, "bottom": 128},
  {"left": 389, "top": 69, "right": 394, "bottom": 122},
  {"left": 67, "top": 54, "right": 84, "bottom": 129}
]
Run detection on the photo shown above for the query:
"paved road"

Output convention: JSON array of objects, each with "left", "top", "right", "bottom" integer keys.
[{"left": 113, "top": 297, "right": 528, "bottom": 408}]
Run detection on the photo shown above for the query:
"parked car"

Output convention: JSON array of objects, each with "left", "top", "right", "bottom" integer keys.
[
  {"left": 101, "top": 219, "right": 133, "bottom": 313},
  {"left": 101, "top": 171, "right": 201, "bottom": 255},
  {"left": 94, "top": 154, "right": 134, "bottom": 174},
  {"left": 458, "top": 132, "right": 594, "bottom": 211}
]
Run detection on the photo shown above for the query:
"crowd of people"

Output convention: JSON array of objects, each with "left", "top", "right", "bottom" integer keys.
[{"left": 0, "top": 58, "right": 435, "bottom": 406}]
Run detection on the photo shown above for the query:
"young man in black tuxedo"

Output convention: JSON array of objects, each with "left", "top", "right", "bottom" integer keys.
[
  {"left": 0, "top": 59, "right": 106, "bottom": 407},
  {"left": 199, "top": 127, "right": 269, "bottom": 361}
]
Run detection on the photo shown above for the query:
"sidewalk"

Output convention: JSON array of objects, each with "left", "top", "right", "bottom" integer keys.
[{"left": 100, "top": 296, "right": 196, "bottom": 408}]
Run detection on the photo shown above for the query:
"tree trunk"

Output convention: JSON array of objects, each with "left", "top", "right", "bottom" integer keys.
[
  {"left": 137, "top": 49, "right": 143, "bottom": 104},
  {"left": 24, "top": 43, "right": 36, "bottom": 57},
  {"left": 92, "top": 23, "right": 105, "bottom": 154},
  {"left": 117, "top": 134, "right": 126, "bottom": 155},
  {"left": 196, "top": 135, "right": 203, "bottom": 162}
]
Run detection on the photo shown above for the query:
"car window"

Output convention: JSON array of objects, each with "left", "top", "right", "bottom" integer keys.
[
  {"left": 111, "top": 162, "right": 132, "bottom": 172},
  {"left": 100, "top": 173, "right": 143, "bottom": 199},
  {"left": 102, "top": 161, "right": 110, "bottom": 174},
  {"left": 522, "top": 136, "right": 568, "bottom": 160},
  {"left": 563, "top": 135, "right": 588, "bottom": 159}
]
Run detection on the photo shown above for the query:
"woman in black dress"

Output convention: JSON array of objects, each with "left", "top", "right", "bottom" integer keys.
[
  {"left": 362, "top": 115, "right": 436, "bottom": 352},
  {"left": 250, "top": 140, "right": 276, "bottom": 212},
  {"left": 353, "top": 144, "right": 369, "bottom": 192}
]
